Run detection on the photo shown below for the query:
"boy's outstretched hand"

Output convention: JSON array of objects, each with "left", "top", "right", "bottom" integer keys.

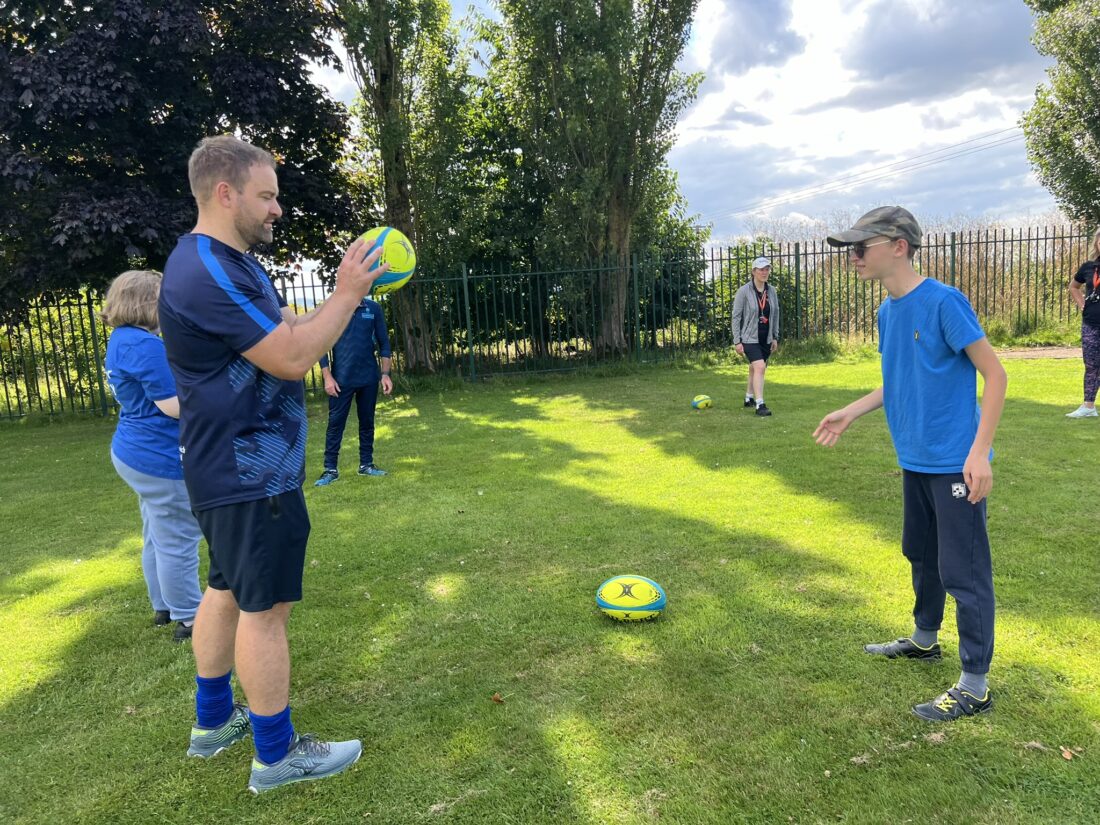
[{"left": 814, "top": 408, "right": 853, "bottom": 447}]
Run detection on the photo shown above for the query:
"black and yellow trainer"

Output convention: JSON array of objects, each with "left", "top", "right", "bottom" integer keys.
[
  {"left": 912, "top": 684, "right": 993, "bottom": 722},
  {"left": 863, "top": 637, "right": 942, "bottom": 661}
]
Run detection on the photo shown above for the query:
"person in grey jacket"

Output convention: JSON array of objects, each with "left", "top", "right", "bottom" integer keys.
[{"left": 732, "top": 256, "right": 780, "bottom": 416}]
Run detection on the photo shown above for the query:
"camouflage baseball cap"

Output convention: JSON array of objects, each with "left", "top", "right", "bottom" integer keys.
[{"left": 826, "top": 206, "right": 922, "bottom": 248}]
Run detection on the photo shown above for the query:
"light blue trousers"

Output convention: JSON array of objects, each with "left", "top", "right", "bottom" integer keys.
[{"left": 111, "top": 452, "right": 203, "bottom": 621}]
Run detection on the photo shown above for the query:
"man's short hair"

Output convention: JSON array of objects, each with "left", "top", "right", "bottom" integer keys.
[
  {"left": 100, "top": 270, "right": 162, "bottom": 329},
  {"left": 188, "top": 135, "right": 275, "bottom": 204}
]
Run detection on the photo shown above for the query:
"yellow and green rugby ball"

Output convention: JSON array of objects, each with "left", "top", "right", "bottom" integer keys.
[
  {"left": 595, "top": 574, "right": 667, "bottom": 622},
  {"left": 360, "top": 226, "right": 416, "bottom": 295},
  {"left": 692, "top": 394, "right": 712, "bottom": 409}
]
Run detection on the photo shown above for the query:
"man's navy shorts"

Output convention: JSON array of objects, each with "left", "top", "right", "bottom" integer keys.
[{"left": 195, "top": 488, "right": 310, "bottom": 612}]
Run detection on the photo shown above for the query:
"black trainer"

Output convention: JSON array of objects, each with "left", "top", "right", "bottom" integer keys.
[
  {"left": 755, "top": 403, "right": 772, "bottom": 417},
  {"left": 912, "top": 685, "right": 992, "bottom": 722},
  {"left": 153, "top": 610, "right": 171, "bottom": 626},
  {"left": 173, "top": 622, "right": 194, "bottom": 643},
  {"left": 744, "top": 397, "right": 755, "bottom": 408},
  {"left": 864, "top": 637, "right": 942, "bottom": 661}
]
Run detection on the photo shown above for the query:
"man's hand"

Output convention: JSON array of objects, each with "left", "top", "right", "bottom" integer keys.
[
  {"left": 381, "top": 374, "right": 393, "bottom": 396},
  {"left": 334, "top": 238, "right": 389, "bottom": 301},
  {"left": 324, "top": 376, "right": 340, "bottom": 397},
  {"left": 771, "top": 340, "right": 778, "bottom": 353},
  {"left": 962, "top": 450, "right": 993, "bottom": 504},
  {"left": 735, "top": 343, "right": 744, "bottom": 355},
  {"left": 813, "top": 408, "right": 855, "bottom": 447}
]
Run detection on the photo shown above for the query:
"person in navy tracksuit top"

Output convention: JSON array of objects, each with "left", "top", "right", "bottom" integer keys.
[{"left": 314, "top": 297, "right": 393, "bottom": 485}]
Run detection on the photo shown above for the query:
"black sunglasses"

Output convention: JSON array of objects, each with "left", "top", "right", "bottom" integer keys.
[{"left": 849, "top": 238, "right": 893, "bottom": 259}]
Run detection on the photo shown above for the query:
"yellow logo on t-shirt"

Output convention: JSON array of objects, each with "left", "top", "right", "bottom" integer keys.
[{"left": 914, "top": 329, "right": 920, "bottom": 340}]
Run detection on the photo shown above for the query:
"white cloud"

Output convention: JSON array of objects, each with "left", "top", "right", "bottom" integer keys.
[{"left": 674, "top": 0, "right": 1057, "bottom": 239}]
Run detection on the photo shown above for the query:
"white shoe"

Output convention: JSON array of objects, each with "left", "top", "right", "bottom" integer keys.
[{"left": 1065, "top": 405, "right": 1098, "bottom": 418}]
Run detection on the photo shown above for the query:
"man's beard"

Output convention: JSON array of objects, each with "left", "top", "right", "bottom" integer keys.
[{"left": 235, "top": 213, "right": 273, "bottom": 249}]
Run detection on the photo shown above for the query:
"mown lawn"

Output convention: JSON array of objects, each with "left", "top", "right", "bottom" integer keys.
[{"left": 1, "top": 354, "right": 1097, "bottom": 824}]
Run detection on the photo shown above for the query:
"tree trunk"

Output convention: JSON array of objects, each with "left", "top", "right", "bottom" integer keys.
[
  {"left": 594, "top": 186, "right": 632, "bottom": 356},
  {"left": 359, "top": 0, "right": 435, "bottom": 373}
]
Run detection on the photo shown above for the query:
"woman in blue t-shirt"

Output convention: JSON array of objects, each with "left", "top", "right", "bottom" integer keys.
[{"left": 102, "top": 270, "right": 202, "bottom": 641}]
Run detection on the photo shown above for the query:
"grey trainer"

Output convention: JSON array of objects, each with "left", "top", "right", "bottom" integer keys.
[
  {"left": 187, "top": 704, "right": 251, "bottom": 758},
  {"left": 247, "top": 733, "right": 362, "bottom": 794},
  {"left": 864, "top": 637, "right": 942, "bottom": 661}
]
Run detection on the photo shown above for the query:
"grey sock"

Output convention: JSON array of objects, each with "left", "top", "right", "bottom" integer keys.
[
  {"left": 958, "top": 671, "right": 988, "bottom": 697},
  {"left": 911, "top": 627, "right": 938, "bottom": 648}
]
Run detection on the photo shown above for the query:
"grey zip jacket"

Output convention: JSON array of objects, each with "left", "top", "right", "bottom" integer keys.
[{"left": 731, "top": 281, "right": 780, "bottom": 345}]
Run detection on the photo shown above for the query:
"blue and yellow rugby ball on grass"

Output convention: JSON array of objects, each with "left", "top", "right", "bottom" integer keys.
[
  {"left": 692, "top": 394, "right": 712, "bottom": 409},
  {"left": 596, "top": 575, "right": 667, "bottom": 622},
  {"left": 360, "top": 226, "right": 416, "bottom": 295}
]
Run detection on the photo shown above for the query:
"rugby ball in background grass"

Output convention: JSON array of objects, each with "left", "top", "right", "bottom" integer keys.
[
  {"left": 360, "top": 226, "right": 416, "bottom": 295},
  {"left": 692, "top": 394, "right": 712, "bottom": 409},
  {"left": 596, "top": 575, "right": 667, "bottom": 621}
]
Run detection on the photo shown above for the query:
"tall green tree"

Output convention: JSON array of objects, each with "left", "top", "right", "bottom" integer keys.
[
  {"left": 0, "top": 0, "right": 351, "bottom": 320},
  {"left": 1021, "top": 0, "right": 1100, "bottom": 222},
  {"left": 492, "top": 0, "right": 702, "bottom": 355},
  {"left": 334, "top": 0, "right": 473, "bottom": 372}
]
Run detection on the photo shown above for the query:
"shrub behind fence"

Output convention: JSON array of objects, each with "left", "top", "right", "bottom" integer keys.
[{"left": 1, "top": 225, "right": 1090, "bottom": 419}]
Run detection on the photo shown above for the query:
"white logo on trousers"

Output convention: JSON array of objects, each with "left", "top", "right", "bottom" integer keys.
[{"left": 951, "top": 483, "right": 967, "bottom": 499}]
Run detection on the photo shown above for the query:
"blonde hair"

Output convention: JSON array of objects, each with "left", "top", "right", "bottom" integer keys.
[
  {"left": 188, "top": 135, "right": 275, "bottom": 204},
  {"left": 100, "top": 270, "right": 162, "bottom": 329}
]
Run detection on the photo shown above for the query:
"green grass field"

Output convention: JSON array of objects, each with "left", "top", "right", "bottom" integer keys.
[{"left": 2, "top": 355, "right": 1098, "bottom": 824}]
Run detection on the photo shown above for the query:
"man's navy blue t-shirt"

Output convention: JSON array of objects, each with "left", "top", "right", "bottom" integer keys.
[
  {"left": 159, "top": 233, "right": 306, "bottom": 511},
  {"left": 319, "top": 298, "right": 392, "bottom": 387}
]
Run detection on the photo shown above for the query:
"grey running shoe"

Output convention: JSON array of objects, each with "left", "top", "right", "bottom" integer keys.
[
  {"left": 912, "top": 685, "right": 993, "bottom": 722},
  {"left": 187, "top": 704, "right": 251, "bottom": 758},
  {"left": 864, "top": 637, "right": 942, "bottom": 661},
  {"left": 247, "top": 733, "right": 362, "bottom": 794}
]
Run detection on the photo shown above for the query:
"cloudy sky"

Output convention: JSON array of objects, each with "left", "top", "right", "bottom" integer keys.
[
  {"left": 314, "top": 0, "right": 1057, "bottom": 242},
  {"left": 674, "top": 0, "right": 1056, "bottom": 241}
]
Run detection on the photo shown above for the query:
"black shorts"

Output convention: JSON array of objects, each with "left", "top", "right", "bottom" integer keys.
[
  {"left": 743, "top": 342, "right": 771, "bottom": 363},
  {"left": 195, "top": 488, "right": 311, "bottom": 612}
]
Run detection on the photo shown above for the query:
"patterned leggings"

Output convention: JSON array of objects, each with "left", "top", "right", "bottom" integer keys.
[{"left": 1083, "top": 322, "right": 1100, "bottom": 403}]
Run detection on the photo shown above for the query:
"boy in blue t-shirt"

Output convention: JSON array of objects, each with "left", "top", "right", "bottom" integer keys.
[{"left": 814, "top": 206, "right": 1007, "bottom": 722}]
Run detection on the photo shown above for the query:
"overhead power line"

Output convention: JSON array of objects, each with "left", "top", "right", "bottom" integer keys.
[{"left": 699, "top": 127, "right": 1025, "bottom": 223}]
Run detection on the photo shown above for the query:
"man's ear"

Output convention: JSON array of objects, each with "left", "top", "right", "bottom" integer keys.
[{"left": 212, "top": 180, "right": 235, "bottom": 209}]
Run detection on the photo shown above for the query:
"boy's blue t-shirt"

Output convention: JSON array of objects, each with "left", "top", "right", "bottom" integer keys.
[
  {"left": 319, "top": 298, "right": 392, "bottom": 387},
  {"left": 877, "top": 278, "right": 987, "bottom": 473},
  {"left": 159, "top": 233, "right": 307, "bottom": 511},
  {"left": 105, "top": 326, "right": 183, "bottom": 479}
]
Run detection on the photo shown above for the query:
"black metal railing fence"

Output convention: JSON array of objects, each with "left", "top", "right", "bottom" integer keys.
[{"left": 1, "top": 225, "right": 1091, "bottom": 419}]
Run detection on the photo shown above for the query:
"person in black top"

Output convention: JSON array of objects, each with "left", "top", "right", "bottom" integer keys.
[{"left": 1067, "top": 227, "right": 1100, "bottom": 418}]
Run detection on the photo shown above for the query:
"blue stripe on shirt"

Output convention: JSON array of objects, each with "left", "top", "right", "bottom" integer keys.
[{"left": 196, "top": 235, "right": 278, "bottom": 335}]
